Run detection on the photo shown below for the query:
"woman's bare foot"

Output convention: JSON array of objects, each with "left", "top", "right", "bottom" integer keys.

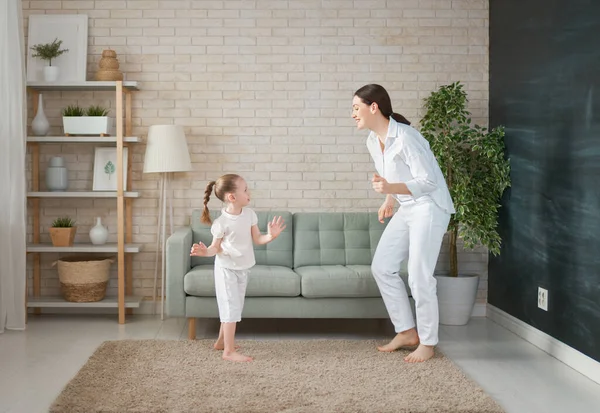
[
  {"left": 404, "top": 344, "right": 435, "bottom": 363},
  {"left": 222, "top": 351, "right": 253, "bottom": 362},
  {"left": 377, "top": 328, "right": 420, "bottom": 352}
]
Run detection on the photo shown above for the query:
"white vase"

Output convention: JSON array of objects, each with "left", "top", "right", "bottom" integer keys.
[
  {"left": 31, "top": 94, "right": 50, "bottom": 136},
  {"left": 45, "top": 156, "right": 68, "bottom": 191},
  {"left": 89, "top": 217, "right": 109, "bottom": 245},
  {"left": 43, "top": 66, "right": 59, "bottom": 82}
]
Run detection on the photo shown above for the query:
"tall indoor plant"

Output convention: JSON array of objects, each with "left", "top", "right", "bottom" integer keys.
[{"left": 420, "top": 81, "right": 511, "bottom": 324}]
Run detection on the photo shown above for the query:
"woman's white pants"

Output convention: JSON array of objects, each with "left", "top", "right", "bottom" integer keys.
[
  {"left": 371, "top": 199, "right": 450, "bottom": 346},
  {"left": 214, "top": 263, "right": 249, "bottom": 323}
]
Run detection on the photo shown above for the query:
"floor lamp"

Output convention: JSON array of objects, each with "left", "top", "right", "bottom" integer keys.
[{"left": 143, "top": 125, "right": 192, "bottom": 320}]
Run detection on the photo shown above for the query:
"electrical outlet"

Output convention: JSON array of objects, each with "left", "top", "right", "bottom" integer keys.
[{"left": 538, "top": 287, "right": 548, "bottom": 311}]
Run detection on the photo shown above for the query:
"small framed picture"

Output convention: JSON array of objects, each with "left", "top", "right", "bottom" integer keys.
[
  {"left": 93, "top": 147, "right": 128, "bottom": 191},
  {"left": 27, "top": 14, "right": 88, "bottom": 83}
]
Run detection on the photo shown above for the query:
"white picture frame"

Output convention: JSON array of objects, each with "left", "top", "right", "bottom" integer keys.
[
  {"left": 93, "top": 147, "right": 128, "bottom": 191},
  {"left": 26, "top": 14, "right": 88, "bottom": 83}
]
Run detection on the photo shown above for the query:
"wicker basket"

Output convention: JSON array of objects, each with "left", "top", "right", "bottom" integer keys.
[{"left": 52, "top": 256, "right": 114, "bottom": 302}]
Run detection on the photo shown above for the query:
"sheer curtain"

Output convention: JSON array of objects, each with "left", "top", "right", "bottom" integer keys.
[{"left": 0, "top": 0, "right": 27, "bottom": 333}]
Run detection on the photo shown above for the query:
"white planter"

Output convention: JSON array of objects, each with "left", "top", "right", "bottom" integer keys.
[
  {"left": 62, "top": 116, "right": 113, "bottom": 136},
  {"left": 435, "top": 274, "right": 479, "bottom": 326},
  {"left": 43, "top": 66, "right": 59, "bottom": 82}
]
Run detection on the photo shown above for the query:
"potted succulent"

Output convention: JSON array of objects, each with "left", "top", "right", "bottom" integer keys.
[
  {"left": 30, "top": 38, "right": 69, "bottom": 82},
  {"left": 62, "top": 104, "right": 112, "bottom": 136},
  {"left": 420, "top": 81, "right": 511, "bottom": 325},
  {"left": 49, "top": 216, "right": 77, "bottom": 247}
]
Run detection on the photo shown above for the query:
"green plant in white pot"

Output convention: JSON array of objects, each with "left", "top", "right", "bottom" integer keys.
[
  {"left": 420, "top": 81, "right": 511, "bottom": 325},
  {"left": 62, "top": 104, "right": 112, "bottom": 136},
  {"left": 30, "top": 38, "right": 69, "bottom": 82}
]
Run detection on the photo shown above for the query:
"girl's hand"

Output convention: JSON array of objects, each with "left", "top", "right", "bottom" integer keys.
[
  {"left": 267, "top": 216, "right": 286, "bottom": 239},
  {"left": 190, "top": 242, "right": 208, "bottom": 257},
  {"left": 372, "top": 174, "right": 390, "bottom": 194}
]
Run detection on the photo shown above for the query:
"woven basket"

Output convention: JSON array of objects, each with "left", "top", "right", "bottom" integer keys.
[
  {"left": 95, "top": 70, "right": 123, "bottom": 81},
  {"left": 52, "top": 256, "right": 114, "bottom": 302}
]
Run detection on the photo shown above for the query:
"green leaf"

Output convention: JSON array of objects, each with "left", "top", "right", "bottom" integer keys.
[{"left": 104, "top": 161, "right": 115, "bottom": 179}]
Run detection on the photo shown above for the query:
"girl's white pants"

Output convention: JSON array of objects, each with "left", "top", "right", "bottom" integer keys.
[
  {"left": 371, "top": 198, "right": 450, "bottom": 346},
  {"left": 214, "top": 263, "right": 249, "bottom": 323}
]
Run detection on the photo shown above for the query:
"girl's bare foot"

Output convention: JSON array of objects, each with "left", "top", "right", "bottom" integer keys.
[
  {"left": 213, "top": 341, "right": 240, "bottom": 351},
  {"left": 404, "top": 344, "right": 434, "bottom": 363},
  {"left": 377, "top": 328, "right": 420, "bottom": 352},
  {"left": 222, "top": 351, "right": 253, "bottom": 362}
]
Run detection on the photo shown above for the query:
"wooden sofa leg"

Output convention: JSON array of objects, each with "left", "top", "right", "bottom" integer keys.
[{"left": 188, "top": 317, "right": 196, "bottom": 340}]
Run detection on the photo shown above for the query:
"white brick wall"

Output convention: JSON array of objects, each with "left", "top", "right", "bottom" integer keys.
[{"left": 23, "top": 0, "right": 490, "bottom": 303}]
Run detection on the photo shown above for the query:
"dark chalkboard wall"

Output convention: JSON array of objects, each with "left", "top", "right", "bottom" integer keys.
[{"left": 489, "top": 0, "right": 600, "bottom": 362}]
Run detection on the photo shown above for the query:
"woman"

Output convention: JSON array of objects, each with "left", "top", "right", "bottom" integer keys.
[{"left": 352, "top": 84, "right": 455, "bottom": 363}]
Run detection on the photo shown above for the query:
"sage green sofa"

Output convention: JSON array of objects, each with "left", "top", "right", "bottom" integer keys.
[{"left": 166, "top": 209, "right": 409, "bottom": 339}]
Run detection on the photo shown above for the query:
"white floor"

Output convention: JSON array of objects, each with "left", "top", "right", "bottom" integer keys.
[{"left": 1, "top": 315, "right": 600, "bottom": 413}]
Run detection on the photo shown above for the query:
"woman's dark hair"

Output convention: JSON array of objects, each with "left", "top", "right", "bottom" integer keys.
[{"left": 354, "top": 84, "right": 411, "bottom": 126}]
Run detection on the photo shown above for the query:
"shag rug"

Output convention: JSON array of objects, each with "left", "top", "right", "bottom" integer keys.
[{"left": 50, "top": 339, "right": 505, "bottom": 413}]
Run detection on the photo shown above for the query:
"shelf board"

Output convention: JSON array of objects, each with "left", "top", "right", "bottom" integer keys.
[
  {"left": 27, "top": 81, "right": 139, "bottom": 91},
  {"left": 27, "top": 243, "right": 143, "bottom": 253},
  {"left": 27, "top": 136, "right": 141, "bottom": 143},
  {"left": 27, "top": 296, "right": 143, "bottom": 308},
  {"left": 27, "top": 191, "right": 140, "bottom": 198}
]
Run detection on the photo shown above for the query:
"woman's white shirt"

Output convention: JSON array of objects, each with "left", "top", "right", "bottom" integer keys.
[{"left": 366, "top": 118, "right": 456, "bottom": 214}]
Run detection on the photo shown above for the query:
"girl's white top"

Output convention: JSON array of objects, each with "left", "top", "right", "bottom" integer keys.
[
  {"left": 366, "top": 117, "right": 456, "bottom": 214},
  {"left": 211, "top": 207, "right": 258, "bottom": 270}
]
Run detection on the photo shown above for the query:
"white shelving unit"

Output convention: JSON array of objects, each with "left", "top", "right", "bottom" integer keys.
[{"left": 26, "top": 81, "right": 142, "bottom": 324}]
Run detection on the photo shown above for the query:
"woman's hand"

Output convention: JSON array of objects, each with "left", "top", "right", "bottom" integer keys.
[
  {"left": 267, "top": 216, "right": 286, "bottom": 240},
  {"left": 372, "top": 174, "right": 391, "bottom": 194},
  {"left": 378, "top": 197, "right": 395, "bottom": 223}
]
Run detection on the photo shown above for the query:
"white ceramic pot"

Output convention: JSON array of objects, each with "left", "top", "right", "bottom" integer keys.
[
  {"left": 43, "top": 66, "right": 59, "bottom": 82},
  {"left": 45, "top": 156, "right": 68, "bottom": 191},
  {"left": 89, "top": 217, "right": 109, "bottom": 245},
  {"left": 435, "top": 274, "right": 480, "bottom": 326},
  {"left": 63, "top": 116, "right": 113, "bottom": 136}
]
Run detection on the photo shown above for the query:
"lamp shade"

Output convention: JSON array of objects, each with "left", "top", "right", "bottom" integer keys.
[{"left": 143, "top": 125, "right": 192, "bottom": 173}]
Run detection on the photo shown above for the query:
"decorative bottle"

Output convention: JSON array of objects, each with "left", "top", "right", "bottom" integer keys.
[
  {"left": 89, "top": 217, "right": 109, "bottom": 245},
  {"left": 31, "top": 94, "right": 50, "bottom": 136}
]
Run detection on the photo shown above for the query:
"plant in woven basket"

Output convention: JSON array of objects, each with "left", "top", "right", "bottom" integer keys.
[
  {"left": 30, "top": 38, "right": 68, "bottom": 66},
  {"left": 62, "top": 105, "right": 84, "bottom": 117},
  {"left": 49, "top": 216, "right": 77, "bottom": 247},
  {"left": 86, "top": 105, "right": 110, "bottom": 116}
]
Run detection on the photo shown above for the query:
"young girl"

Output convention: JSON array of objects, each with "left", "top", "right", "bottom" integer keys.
[{"left": 190, "top": 173, "right": 286, "bottom": 362}]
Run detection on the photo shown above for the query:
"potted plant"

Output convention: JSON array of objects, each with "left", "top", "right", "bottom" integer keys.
[
  {"left": 420, "top": 81, "right": 511, "bottom": 325},
  {"left": 62, "top": 104, "right": 112, "bottom": 136},
  {"left": 30, "top": 38, "right": 69, "bottom": 82},
  {"left": 49, "top": 216, "right": 77, "bottom": 247}
]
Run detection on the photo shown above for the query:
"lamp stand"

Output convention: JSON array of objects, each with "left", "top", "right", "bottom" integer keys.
[{"left": 152, "top": 172, "right": 173, "bottom": 320}]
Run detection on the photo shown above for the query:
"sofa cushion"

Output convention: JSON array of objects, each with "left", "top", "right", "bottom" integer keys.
[
  {"left": 190, "top": 209, "right": 294, "bottom": 268},
  {"left": 346, "top": 264, "right": 411, "bottom": 296},
  {"left": 295, "top": 265, "right": 381, "bottom": 298},
  {"left": 184, "top": 264, "right": 300, "bottom": 297},
  {"left": 293, "top": 212, "right": 386, "bottom": 267}
]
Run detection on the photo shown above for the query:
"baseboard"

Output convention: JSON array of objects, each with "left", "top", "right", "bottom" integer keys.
[
  {"left": 487, "top": 304, "right": 600, "bottom": 385},
  {"left": 30, "top": 301, "right": 488, "bottom": 318},
  {"left": 471, "top": 302, "right": 487, "bottom": 317}
]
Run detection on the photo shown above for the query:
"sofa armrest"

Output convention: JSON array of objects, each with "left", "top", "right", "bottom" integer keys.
[{"left": 166, "top": 227, "right": 192, "bottom": 317}]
